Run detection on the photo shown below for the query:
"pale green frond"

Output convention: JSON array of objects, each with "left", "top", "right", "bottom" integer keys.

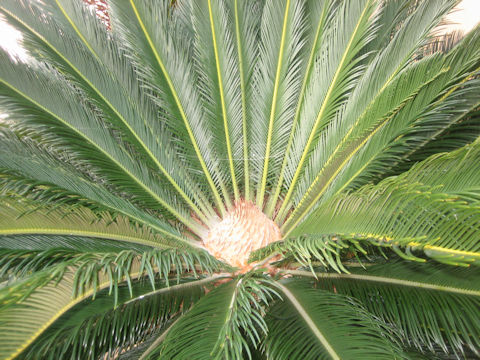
[
  {"left": 0, "top": 235, "right": 151, "bottom": 252},
  {"left": 159, "top": 274, "right": 278, "bottom": 360},
  {"left": 0, "top": 53, "right": 206, "bottom": 234},
  {"left": 285, "top": 261, "right": 480, "bottom": 357},
  {"left": 264, "top": 280, "right": 401, "bottom": 360},
  {"left": 340, "top": 28, "right": 480, "bottom": 189},
  {"left": 399, "top": 107, "right": 480, "bottom": 171},
  {"left": 250, "top": 0, "right": 309, "bottom": 208},
  {"left": 274, "top": 0, "right": 378, "bottom": 222},
  {"left": 292, "top": 140, "right": 480, "bottom": 266},
  {"left": 0, "top": 248, "right": 223, "bottom": 306},
  {"left": 265, "top": 0, "right": 338, "bottom": 216},
  {"left": 39, "top": 0, "right": 216, "bottom": 221},
  {"left": 0, "top": 264, "right": 224, "bottom": 360},
  {"left": 250, "top": 234, "right": 356, "bottom": 273},
  {"left": 0, "top": 199, "right": 171, "bottom": 249},
  {"left": 280, "top": 0, "right": 458, "bottom": 229},
  {"left": 190, "top": 0, "right": 245, "bottom": 201},
  {"left": 225, "top": 0, "right": 263, "bottom": 201},
  {"left": 282, "top": 52, "right": 450, "bottom": 233},
  {"left": 108, "top": 0, "right": 228, "bottom": 215},
  {"left": 21, "top": 279, "right": 203, "bottom": 360},
  {"left": 362, "top": 29, "right": 480, "bottom": 182},
  {"left": 0, "top": 138, "right": 197, "bottom": 248}
]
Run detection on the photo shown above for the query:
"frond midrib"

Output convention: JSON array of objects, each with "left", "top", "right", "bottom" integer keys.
[
  {"left": 282, "top": 270, "right": 480, "bottom": 297},
  {"left": 274, "top": 281, "right": 340, "bottom": 360},
  {"left": 128, "top": 0, "right": 226, "bottom": 216},
  {"left": 51, "top": 0, "right": 212, "bottom": 225}
]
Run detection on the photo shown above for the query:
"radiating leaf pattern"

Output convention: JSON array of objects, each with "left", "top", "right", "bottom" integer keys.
[{"left": 0, "top": 0, "right": 479, "bottom": 359}]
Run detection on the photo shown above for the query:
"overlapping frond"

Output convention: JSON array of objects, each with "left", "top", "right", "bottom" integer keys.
[
  {"left": 0, "top": 133, "right": 198, "bottom": 247},
  {"left": 190, "top": 0, "right": 245, "bottom": 201},
  {"left": 0, "top": 248, "right": 225, "bottom": 359},
  {"left": 0, "top": 52, "right": 208, "bottom": 234},
  {"left": 346, "top": 28, "right": 480, "bottom": 187},
  {"left": 265, "top": 0, "right": 338, "bottom": 216},
  {"left": 275, "top": 0, "right": 378, "bottom": 222},
  {"left": 0, "top": 0, "right": 215, "bottom": 224},
  {"left": 264, "top": 280, "right": 401, "bottom": 359},
  {"left": 249, "top": 0, "right": 308, "bottom": 208},
  {"left": 294, "top": 139, "right": 480, "bottom": 265},
  {"left": 0, "top": 199, "right": 171, "bottom": 248},
  {"left": 280, "top": 0, "right": 461, "bottom": 231},
  {"left": 0, "top": 0, "right": 479, "bottom": 358},
  {"left": 159, "top": 274, "right": 278, "bottom": 360},
  {"left": 289, "top": 261, "right": 480, "bottom": 357},
  {"left": 21, "top": 279, "right": 204, "bottom": 360},
  {"left": 108, "top": 0, "right": 229, "bottom": 214}
]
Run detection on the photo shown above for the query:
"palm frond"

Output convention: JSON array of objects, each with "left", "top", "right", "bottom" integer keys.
[
  {"left": 0, "top": 198, "right": 172, "bottom": 249},
  {"left": 190, "top": 0, "right": 246, "bottom": 201},
  {"left": 250, "top": 234, "right": 360, "bottom": 274},
  {"left": 265, "top": 0, "right": 338, "bottom": 216},
  {"left": 226, "top": 0, "right": 263, "bottom": 201},
  {"left": 39, "top": 0, "right": 217, "bottom": 222},
  {"left": 108, "top": 0, "right": 229, "bottom": 214},
  {"left": 292, "top": 139, "right": 480, "bottom": 266},
  {"left": 159, "top": 274, "right": 278, "bottom": 359},
  {"left": 250, "top": 0, "right": 308, "bottom": 208},
  {"left": 282, "top": 52, "right": 450, "bottom": 233},
  {"left": 264, "top": 279, "right": 401, "bottom": 359},
  {"left": 0, "top": 234, "right": 151, "bottom": 252},
  {"left": 284, "top": 261, "right": 480, "bottom": 357},
  {"left": 0, "top": 136, "right": 196, "bottom": 248},
  {"left": 0, "top": 248, "right": 226, "bottom": 359},
  {"left": 22, "top": 278, "right": 211, "bottom": 360},
  {"left": 279, "top": 0, "right": 459, "bottom": 230},
  {"left": 275, "top": 0, "right": 378, "bottom": 222},
  {"left": 1, "top": 247, "right": 223, "bottom": 305},
  {"left": 351, "top": 29, "right": 480, "bottom": 185},
  {"left": 0, "top": 52, "right": 208, "bottom": 234}
]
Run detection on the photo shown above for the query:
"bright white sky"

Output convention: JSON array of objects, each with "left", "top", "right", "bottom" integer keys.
[
  {"left": 0, "top": 0, "right": 479, "bottom": 60},
  {"left": 445, "top": 0, "right": 480, "bottom": 33}
]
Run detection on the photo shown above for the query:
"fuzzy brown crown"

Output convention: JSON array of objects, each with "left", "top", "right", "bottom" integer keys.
[{"left": 202, "top": 200, "right": 281, "bottom": 269}]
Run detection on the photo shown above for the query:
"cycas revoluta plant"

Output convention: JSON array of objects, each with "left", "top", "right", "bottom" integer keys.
[{"left": 0, "top": 0, "right": 479, "bottom": 358}]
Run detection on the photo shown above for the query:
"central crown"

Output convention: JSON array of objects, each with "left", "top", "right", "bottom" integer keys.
[{"left": 202, "top": 200, "right": 282, "bottom": 269}]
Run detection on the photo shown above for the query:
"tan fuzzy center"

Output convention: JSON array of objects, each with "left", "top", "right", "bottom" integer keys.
[{"left": 203, "top": 200, "right": 281, "bottom": 269}]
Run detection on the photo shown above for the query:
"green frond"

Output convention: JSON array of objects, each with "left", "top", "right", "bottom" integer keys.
[
  {"left": 279, "top": 0, "right": 460, "bottom": 230},
  {"left": 39, "top": 0, "right": 217, "bottom": 222},
  {"left": 1, "top": 247, "right": 223, "bottom": 305},
  {"left": 0, "top": 0, "right": 479, "bottom": 358},
  {"left": 0, "top": 248, "right": 225, "bottom": 360},
  {"left": 0, "top": 0, "right": 216, "bottom": 223},
  {"left": 264, "top": 279, "right": 401, "bottom": 359},
  {"left": 190, "top": 0, "right": 245, "bottom": 201},
  {"left": 159, "top": 274, "right": 278, "bottom": 360},
  {"left": 292, "top": 140, "right": 480, "bottom": 266},
  {"left": 250, "top": 234, "right": 360, "bottom": 273},
  {"left": 108, "top": 0, "right": 229, "bottom": 214},
  {"left": 401, "top": 107, "right": 480, "bottom": 170},
  {"left": 22, "top": 278, "right": 211, "bottom": 360},
  {"left": 0, "top": 51, "right": 208, "bottom": 234},
  {"left": 226, "top": 0, "right": 262, "bottom": 201},
  {"left": 275, "top": 0, "right": 378, "bottom": 221},
  {"left": 265, "top": 0, "right": 338, "bottom": 216},
  {"left": 0, "top": 235, "right": 152, "bottom": 252},
  {"left": 285, "top": 261, "right": 480, "bottom": 357},
  {"left": 250, "top": 0, "right": 309, "bottom": 208},
  {"left": 0, "top": 199, "right": 172, "bottom": 249},
  {"left": 348, "top": 29, "right": 480, "bottom": 185},
  {"left": 0, "top": 136, "right": 197, "bottom": 248}
]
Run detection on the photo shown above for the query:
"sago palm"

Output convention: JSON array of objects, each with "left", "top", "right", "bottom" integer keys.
[{"left": 0, "top": 0, "right": 479, "bottom": 359}]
